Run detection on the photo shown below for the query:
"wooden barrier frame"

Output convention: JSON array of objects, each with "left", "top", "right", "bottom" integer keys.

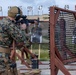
[{"left": 49, "top": 6, "right": 76, "bottom": 75}]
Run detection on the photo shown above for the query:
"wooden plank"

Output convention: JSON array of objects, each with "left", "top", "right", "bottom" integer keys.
[
  {"left": 55, "top": 56, "right": 71, "bottom": 75},
  {"left": 0, "top": 47, "right": 10, "bottom": 53},
  {"left": 16, "top": 52, "right": 31, "bottom": 68},
  {"left": 55, "top": 47, "right": 63, "bottom": 61},
  {"left": 49, "top": 7, "right": 56, "bottom": 75},
  {"left": 55, "top": 10, "right": 60, "bottom": 24},
  {"left": 63, "top": 58, "right": 76, "bottom": 64},
  {"left": 54, "top": 6, "right": 76, "bottom": 14},
  {"left": 20, "top": 69, "right": 41, "bottom": 75}
]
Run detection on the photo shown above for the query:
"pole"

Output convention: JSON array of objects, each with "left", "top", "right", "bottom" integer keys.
[
  {"left": 0, "top": 6, "right": 2, "bottom": 16},
  {"left": 39, "top": 44, "right": 40, "bottom": 59}
]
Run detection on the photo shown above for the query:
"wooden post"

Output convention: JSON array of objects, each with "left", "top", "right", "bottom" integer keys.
[
  {"left": 49, "top": 7, "right": 56, "bottom": 75},
  {"left": 39, "top": 44, "right": 41, "bottom": 59}
]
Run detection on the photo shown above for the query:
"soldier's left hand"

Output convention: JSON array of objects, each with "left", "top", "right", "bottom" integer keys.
[{"left": 20, "top": 23, "right": 26, "bottom": 30}]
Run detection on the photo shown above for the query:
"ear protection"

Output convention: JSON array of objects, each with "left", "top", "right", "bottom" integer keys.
[
  {"left": 15, "top": 7, "right": 21, "bottom": 21},
  {"left": 15, "top": 7, "right": 21, "bottom": 17}
]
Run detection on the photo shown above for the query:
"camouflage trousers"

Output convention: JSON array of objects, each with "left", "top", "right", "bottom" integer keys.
[
  {"left": 0, "top": 67, "right": 18, "bottom": 75},
  {"left": 0, "top": 59, "right": 18, "bottom": 75}
]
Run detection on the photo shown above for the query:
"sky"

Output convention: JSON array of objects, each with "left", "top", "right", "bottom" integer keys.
[{"left": 0, "top": 0, "right": 76, "bottom": 16}]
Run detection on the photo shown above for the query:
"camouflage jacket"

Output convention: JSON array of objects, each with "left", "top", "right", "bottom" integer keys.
[{"left": 0, "top": 18, "right": 26, "bottom": 48}]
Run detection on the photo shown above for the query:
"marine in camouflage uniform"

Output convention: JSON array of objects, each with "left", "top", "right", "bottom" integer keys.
[{"left": 0, "top": 6, "right": 28, "bottom": 75}]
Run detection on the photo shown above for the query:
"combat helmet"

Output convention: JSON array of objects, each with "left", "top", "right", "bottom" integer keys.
[{"left": 8, "top": 6, "right": 22, "bottom": 19}]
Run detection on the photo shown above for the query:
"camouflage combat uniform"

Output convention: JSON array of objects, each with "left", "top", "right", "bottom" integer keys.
[{"left": 0, "top": 17, "right": 27, "bottom": 75}]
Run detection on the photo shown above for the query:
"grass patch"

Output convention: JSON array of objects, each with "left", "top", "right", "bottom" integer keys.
[
  {"left": 40, "top": 50, "right": 49, "bottom": 61},
  {"left": 32, "top": 49, "right": 49, "bottom": 61},
  {"left": 29, "top": 43, "right": 49, "bottom": 61}
]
